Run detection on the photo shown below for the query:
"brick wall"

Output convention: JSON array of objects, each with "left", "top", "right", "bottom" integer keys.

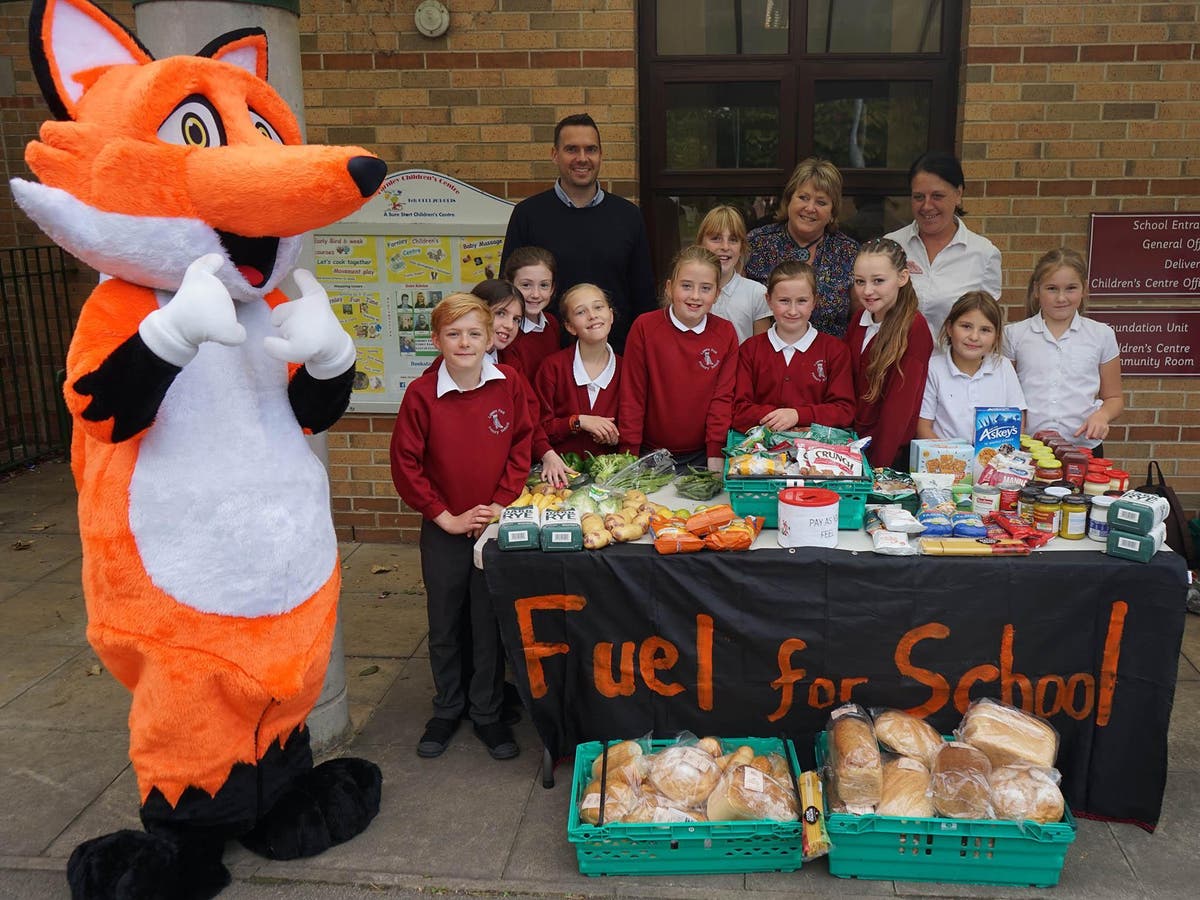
[{"left": 960, "top": 0, "right": 1200, "bottom": 524}]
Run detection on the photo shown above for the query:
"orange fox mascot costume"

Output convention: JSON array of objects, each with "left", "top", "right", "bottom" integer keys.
[{"left": 10, "top": 0, "right": 387, "bottom": 896}]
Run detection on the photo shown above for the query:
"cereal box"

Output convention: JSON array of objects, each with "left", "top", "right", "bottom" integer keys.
[
  {"left": 910, "top": 439, "right": 974, "bottom": 484},
  {"left": 973, "top": 407, "right": 1023, "bottom": 481}
]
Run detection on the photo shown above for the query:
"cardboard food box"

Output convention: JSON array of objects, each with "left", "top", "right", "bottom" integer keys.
[
  {"left": 498, "top": 505, "right": 540, "bottom": 551},
  {"left": 910, "top": 439, "right": 974, "bottom": 484},
  {"left": 973, "top": 407, "right": 1023, "bottom": 481},
  {"left": 540, "top": 508, "right": 583, "bottom": 552}
]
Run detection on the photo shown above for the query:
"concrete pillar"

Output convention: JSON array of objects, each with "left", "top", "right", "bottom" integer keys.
[{"left": 132, "top": 0, "right": 351, "bottom": 751}]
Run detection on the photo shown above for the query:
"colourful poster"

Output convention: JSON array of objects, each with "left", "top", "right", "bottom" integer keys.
[
  {"left": 330, "top": 289, "right": 384, "bottom": 341},
  {"left": 314, "top": 235, "right": 379, "bottom": 282},
  {"left": 460, "top": 235, "right": 504, "bottom": 284},
  {"left": 385, "top": 236, "right": 452, "bottom": 284},
  {"left": 351, "top": 347, "right": 387, "bottom": 393}
]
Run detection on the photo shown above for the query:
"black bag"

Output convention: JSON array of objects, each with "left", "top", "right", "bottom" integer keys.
[{"left": 1136, "top": 461, "right": 1197, "bottom": 569}]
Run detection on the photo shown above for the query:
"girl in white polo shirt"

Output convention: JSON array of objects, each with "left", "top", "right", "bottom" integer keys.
[
  {"left": 917, "top": 291, "right": 1025, "bottom": 441},
  {"left": 696, "top": 205, "right": 772, "bottom": 343},
  {"left": 1003, "top": 248, "right": 1124, "bottom": 451}
]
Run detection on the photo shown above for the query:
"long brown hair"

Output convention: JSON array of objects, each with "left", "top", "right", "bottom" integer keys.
[
  {"left": 1025, "top": 247, "right": 1088, "bottom": 317},
  {"left": 940, "top": 290, "right": 1004, "bottom": 356},
  {"left": 856, "top": 238, "right": 920, "bottom": 404}
]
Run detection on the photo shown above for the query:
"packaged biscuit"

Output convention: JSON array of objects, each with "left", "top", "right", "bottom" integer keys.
[
  {"left": 910, "top": 439, "right": 974, "bottom": 484},
  {"left": 973, "top": 407, "right": 1022, "bottom": 482}
]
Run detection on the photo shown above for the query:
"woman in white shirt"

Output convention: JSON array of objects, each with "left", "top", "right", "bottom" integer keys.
[{"left": 885, "top": 153, "right": 1002, "bottom": 340}]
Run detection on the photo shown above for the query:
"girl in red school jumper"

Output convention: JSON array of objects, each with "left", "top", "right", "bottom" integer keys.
[
  {"left": 503, "top": 246, "right": 561, "bottom": 378},
  {"left": 390, "top": 294, "right": 532, "bottom": 761},
  {"left": 470, "top": 279, "right": 569, "bottom": 486},
  {"left": 534, "top": 283, "right": 622, "bottom": 456},
  {"left": 845, "top": 237, "right": 934, "bottom": 469},
  {"left": 733, "top": 260, "right": 855, "bottom": 433},
  {"left": 619, "top": 245, "right": 738, "bottom": 471}
]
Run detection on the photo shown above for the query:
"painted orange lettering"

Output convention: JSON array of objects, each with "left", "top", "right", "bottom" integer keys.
[
  {"left": 767, "top": 638, "right": 807, "bottom": 722},
  {"left": 515, "top": 594, "right": 586, "bottom": 698},
  {"left": 593, "top": 642, "right": 636, "bottom": 697},
  {"left": 1097, "top": 601, "right": 1127, "bottom": 727},
  {"left": 697, "top": 614, "right": 714, "bottom": 712},
  {"left": 808, "top": 677, "right": 836, "bottom": 709},
  {"left": 954, "top": 664, "right": 1000, "bottom": 713},
  {"left": 1035, "top": 675, "right": 1065, "bottom": 718},
  {"left": 639, "top": 637, "right": 684, "bottom": 697},
  {"left": 1062, "top": 673, "right": 1096, "bottom": 720},
  {"left": 896, "top": 622, "right": 951, "bottom": 717},
  {"left": 1000, "top": 624, "right": 1032, "bottom": 711}
]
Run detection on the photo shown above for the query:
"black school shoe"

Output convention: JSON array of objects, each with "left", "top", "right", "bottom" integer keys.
[
  {"left": 417, "top": 716, "right": 460, "bottom": 758},
  {"left": 473, "top": 720, "right": 519, "bottom": 760}
]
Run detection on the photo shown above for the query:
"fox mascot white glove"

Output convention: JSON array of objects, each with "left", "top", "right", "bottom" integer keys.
[{"left": 263, "top": 268, "right": 356, "bottom": 379}]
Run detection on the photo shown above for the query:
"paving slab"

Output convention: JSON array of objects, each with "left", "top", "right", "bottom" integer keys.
[
  {"left": 338, "top": 543, "right": 424, "bottom": 595},
  {"left": 0, "top": 533, "right": 82, "bottom": 582},
  {"left": 749, "top": 856, "right": 895, "bottom": 894},
  {"left": 0, "top": 583, "right": 88, "bottom": 645},
  {"left": 342, "top": 654, "right": 406, "bottom": 735},
  {"left": 262, "top": 740, "right": 539, "bottom": 882},
  {"left": 1165, "top": 677, "right": 1199, "bottom": 772},
  {"left": 0, "top": 867, "right": 68, "bottom": 900},
  {"left": 0, "top": 726, "right": 131, "bottom": 856},
  {"left": 0, "top": 651, "right": 129, "bottom": 733},
  {"left": 340, "top": 590, "right": 428, "bottom": 659},
  {"left": 17, "top": 500, "right": 80, "bottom": 535},
  {"left": 1115, "top": 770, "right": 1200, "bottom": 898},
  {"left": 0, "top": 641, "right": 84, "bottom": 707},
  {"left": 1181, "top": 612, "right": 1199, "bottom": 677}
]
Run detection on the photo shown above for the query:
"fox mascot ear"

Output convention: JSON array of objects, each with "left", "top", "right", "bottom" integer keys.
[
  {"left": 197, "top": 28, "right": 270, "bottom": 81},
  {"left": 30, "top": 0, "right": 154, "bottom": 120}
]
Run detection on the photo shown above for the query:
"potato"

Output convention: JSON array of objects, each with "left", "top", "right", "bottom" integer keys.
[
  {"left": 609, "top": 523, "right": 645, "bottom": 542},
  {"left": 584, "top": 529, "right": 613, "bottom": 549},
  {"left": 624, "top": 490, "right": 647, "bottom": 504},
  {"left": 604, "top": 513, "right": 627, "bottom": 531},
  {"left": 581, "top": 513, "right": 605, "bottom": 534}
]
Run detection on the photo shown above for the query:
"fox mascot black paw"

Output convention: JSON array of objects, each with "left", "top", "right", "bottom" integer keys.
[{"left": 9, "top": 1, "right": 388, "bottom": 896}]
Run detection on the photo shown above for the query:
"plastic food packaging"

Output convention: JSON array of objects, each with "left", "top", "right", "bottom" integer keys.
[
  {"left": 706, "top": 762, "right": 799, "bottom": 822},
  {"left": 989, "top": 764, "right": 1065, "bottom": 824},
  {"left": 703, "top": 515, "right": 764, "bottom": 551},
  {"left": 798, "top": 770, "right": 832, "bottom": 860},
  {"left": 727, "top": 453, "right": 789, "bottom": 477},
  {"left": 685, "top": 504, "right": 737, "bottom": 537},
  {"left": 873, "top": 709, "right": 944, "bottom": 767},
  {"left": 826, "top": 703, "right": 882, "bottom": 810},
  {"left": 957, "top": 697, "right": 1059, "bottom": 769},
  {"left": 872, "top": 529, "right": 917, "bottom": 555},
  {"left": 878, "top": 756, "right": 934, "bottom": 818},
  {"left": 878, "top": 505, "right": 925, "bottom": 534},
  {"left": 919, "top": 537, "right": 1032, "bottom": 556},
  {"left": 646, "top": 744, "right": 723, "bottom": 806},
  {"left": 931, "top": 741, "right": 994, "bottom": 819}
]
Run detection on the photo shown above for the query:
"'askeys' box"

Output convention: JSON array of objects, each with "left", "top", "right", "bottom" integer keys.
[
  {"left": 498, "top": 505, "right": 540, "bottom": 551},
  {"left": 973, "top": 407, "right": 1023, "bottom": 481}
]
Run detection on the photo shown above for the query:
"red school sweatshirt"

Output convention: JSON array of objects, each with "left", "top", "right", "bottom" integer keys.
[
  {"left": 732, "top": 330, "right": 856, "bottom": 433},
  {"left": 618, "top": 309, "right": 738, "bottom": 458},
  {"left": 534, "top": 345, "right": 623, "bottom": 458},
  {"left": 390, "top": 364, "right": 534, "bottom": 520},
  {"left": 509, "top": 313, "right": 562, "bottom": 380},
  {"left": 844, "top": 311, "right": 934, "bottom": 469}
]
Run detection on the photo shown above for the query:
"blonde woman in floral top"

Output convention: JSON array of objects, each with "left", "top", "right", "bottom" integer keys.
[{"left": 745, "top": 158, "right": 860, "bottom": 338}]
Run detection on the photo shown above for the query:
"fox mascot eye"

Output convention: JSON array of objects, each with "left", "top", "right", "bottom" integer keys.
[
  {"left": 250, "top": 110, "right": 283, "bottom": 143},
  {"left": 158, "top": 96, "right": 225, "bottom": 147}
]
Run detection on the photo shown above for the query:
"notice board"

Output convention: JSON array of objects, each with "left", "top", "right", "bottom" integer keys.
[{"left": 314, "top": 170, "right": 514, "bottom": 413}]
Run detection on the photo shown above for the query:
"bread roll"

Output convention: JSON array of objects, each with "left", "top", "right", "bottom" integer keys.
[
  {"left": 989, "top": 764, "right": 1065, "bottom": 824},
  {"left": 591, "top": 739, "right": 644, "bottom": 781},
  {"left": 874, "top": 709, "right": 944, "bottom": 768},
  {"left": 646, "top": 744, "right": 722, "bottom": 805},
  {"left": 578, "top": 777, "right": 636, "bottom": 825},
  {"left": 696, "top": 736, "right": 723, "bottom": 757},
  {"left": 931, "top": 742, "right": 993, "bottom": 819},
  {"left": 877, "top": 757, "right": 934, "bottom": 818},
  {"left": 828, "top": 709, "right": 883, "bottom": 807},
  {"left": 959, "top": 699, "right": 1058, "bottom": 769},
  {"left": 706, "top": 764, "right": 799, "bottom": 822}
]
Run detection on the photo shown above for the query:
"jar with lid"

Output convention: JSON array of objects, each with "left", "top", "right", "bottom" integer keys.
[
  {"left": 1088, "top": 495, "right": 1115, "bottom": 542},
  {"left": 1033, "top": 429, "right": 1062, "bottom": 444},
  {"left": 1083, "top": 472, "right": 1110, "bottom": 496},
  {"left": 1090, "top": 457, "right": 1112, "bottom": 470},
  {"left": 1017, "top": 485, "right": 1043, "bottom": 519},
  {"left": 1059, "top": 493, "right": 1088, "bottom": 540},
  {"left": 1108, "top": 469, "right": 1130, "bottom": 492},
  {"left": 1060, "top": 449, "right": 1089, "bottom": 488},
  {"left": 998, "top": 485, "right": 1021, "bottom": 512},
  {"left": 1033, "top": 493, "right": 1061, "bottom": 534},
  {"left": 1034, "top": 458, "right": 1063, "bottom": 483}
]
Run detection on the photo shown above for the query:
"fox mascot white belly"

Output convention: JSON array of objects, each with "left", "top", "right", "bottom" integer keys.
[{"left": 9, "top": 1, "right": 387, "bottom": 896}]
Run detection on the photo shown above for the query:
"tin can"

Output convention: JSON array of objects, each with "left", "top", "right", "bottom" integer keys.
[
  {"left": 999, "top": 485, "right": 1021, "bottom": 512},
  {"left": 972, "top": 484, "right": 1001, "bottom": 515}
]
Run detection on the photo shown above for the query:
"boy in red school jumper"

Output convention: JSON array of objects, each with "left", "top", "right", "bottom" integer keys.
[
  {"left": 619, "top": 246, "right": 737, "bottom": 470},
  {"left": 733, "top": 260, "right": 855, "bottom": 433},
  {"left": 535, "top": 283, "right": 622, "bottom": 457},
  {"left": 390, "top": 294, "right": 533, "bottom": 761},
  {"left": 504, "top": 246, "right": 562, "bottom": 376}
]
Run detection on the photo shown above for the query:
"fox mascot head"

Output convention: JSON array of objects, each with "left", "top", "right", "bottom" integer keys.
[{"left": 11, "top": 2, "right": 386, "bottom": 897}]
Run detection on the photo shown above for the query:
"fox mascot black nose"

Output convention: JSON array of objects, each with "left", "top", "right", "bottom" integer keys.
[{"left": 348, "top": 156, "right": 387, "bottom": 198}]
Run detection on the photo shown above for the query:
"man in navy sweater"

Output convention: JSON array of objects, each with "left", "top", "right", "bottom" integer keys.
[{"left": 500, "top": 113, "right": 656, "bottom": 352}]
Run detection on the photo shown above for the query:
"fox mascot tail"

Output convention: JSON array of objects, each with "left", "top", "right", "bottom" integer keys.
[{"left": 10, "top": 1, "right": 387, "bottom": 896}]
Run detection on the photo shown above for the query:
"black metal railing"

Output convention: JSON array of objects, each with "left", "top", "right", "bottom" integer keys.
[{"left": 0, "top": 245, "right": 77, "bottom": 471}]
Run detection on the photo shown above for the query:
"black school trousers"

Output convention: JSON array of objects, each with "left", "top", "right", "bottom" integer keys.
[{"left": 418, "top": 520, "right": 503, "bottom": 724}]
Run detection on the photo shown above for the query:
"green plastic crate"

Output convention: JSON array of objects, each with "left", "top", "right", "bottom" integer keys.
[
  {"left": 815, "top": 732, "right": 1076, "bottom": 888},
  {"left": 567, "top": 736, "right": 805, "bottom": 876},
  {"left": 723, "top": 431, "right": 872, "bottom": 530}
]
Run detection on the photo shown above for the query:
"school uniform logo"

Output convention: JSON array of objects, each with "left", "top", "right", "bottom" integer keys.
[
  {"left": 487, "top": 408, "right": 510, "bottom": 434},
  {"left": 813, "top": 359, "right": 827, "bottom": 382},
  {"left": 698, "top": 347, "right": 721, "bottom": 370},
  {"left": 906, "top": 260, "right": 924, "bottom": 276}
]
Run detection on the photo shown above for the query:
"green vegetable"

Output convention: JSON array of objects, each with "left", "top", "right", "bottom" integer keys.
[
  {"left": 587, "top": 451, "right": 638, "bottom": 483},
  {"left": 561, "top": 451, "right": 584, "bottom": 472},
  {"left": 675, "top": 467, "right": 723, "bottom": 500}
]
